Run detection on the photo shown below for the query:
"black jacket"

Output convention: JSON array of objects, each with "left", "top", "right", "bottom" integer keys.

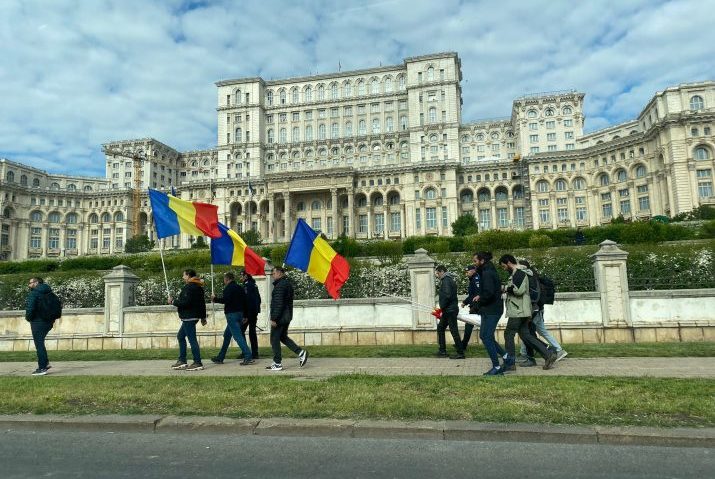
[
  {"left": 213, "top": 281, "right": 247, "bottom": 314},
  {"left": 270, "top": 276, "right": 294, "bottom": 325},
  {"left": 438, "top": 272, "right": 459, "bottom": 314},
  {"left": 25, "top": 283, "right": 52, "bottom": 321},
  {"left": 244, "top": 278, "right": 261, "bottom": 317},
  {"left": 463, "top": 272, "right": 481, "bottom": 313},
  {"left": 476, "top": 262, "right": 504, "bottom": 316},
  {"left": 172, "top": 280, "right": 207, "bottom": 320}
]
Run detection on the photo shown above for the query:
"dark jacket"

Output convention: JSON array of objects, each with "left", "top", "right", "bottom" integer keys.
[
  {"left": 462, "top": 272, "right": 481, "bottom": 313},
  {"left": 244, "top": 277, "right": 261, "bottom": 317},
  {"left": 25, "top": 283, "right": 52, "bottom": 321},
  {"left": 172, "top": 278, "right": 207, "bottom": 320},
  {"left": 438, "top": 272, "right": 459, "bottom": 314},
  {"left": 476, "top": 262, "right": 504, "bottom": 316},
  {"left": 270, "top": 276, "right": 294, "bottom": 325},
  {"left": 213, "top": 280, "right": 247, "bottom": 315}
]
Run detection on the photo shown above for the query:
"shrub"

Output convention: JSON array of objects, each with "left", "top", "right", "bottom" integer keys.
[
  {"left": 241, "top": 228, "right": 262, "bottom": 246},
  {"left": 701, "top": 220, "right": 715, "bottom": 239},
  {"left": 451, "top": 213, "right": 479, "bottom": 236},
  {"left": 269, "top": 244, "right": 289, "bottom": 266},
  {"left": 124, "top": 235, "right": 155, "bottom": 253},
  {"left": 363, "top": 240, "right": 403, "bottom": 265},
  {"left": 528, "top": 234, "right": 553, "bottom": 249},
  {"left": 331, "top": 236, "right": 363, "bottom": 257}
]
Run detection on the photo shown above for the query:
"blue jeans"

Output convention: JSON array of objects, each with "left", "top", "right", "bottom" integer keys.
[
  {"left": 177, "top": 320, "right": 201, "bottom": 363},
  {"left": 30, "top": 320, "right": 53, "bottom": 369},
  {"left": 479, "top": 313, "right": 506, "bottom": 368},
  {"left": 217, "top": 312, "right": 251, "bottom": 360},
  {"left": 520, "top": 309, "right": 562, "bottom": 357}
]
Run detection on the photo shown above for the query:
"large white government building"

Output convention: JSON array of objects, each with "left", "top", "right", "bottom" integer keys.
[{"left": 1, "top": 52, "right": 714, "bottom": 260}]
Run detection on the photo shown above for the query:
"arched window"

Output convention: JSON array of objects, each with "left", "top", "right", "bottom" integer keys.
[
  {"left": 331, "top": 123, "right": 339, "bottom": 139},
  {"left": 599, "top": 173, "right": 610, "bottom": 186},
  {"left": 30, "top": 211, "right": 43, "bottom": 222},
  {"left": 292, "top": 126, "right": 300, "bottom": 142},
  {"left": 495, "top": 187, "right": 508, "bottom": 201},
  {"left": 50, "top": 182, "right": 60, "bottom": 190},
  {"left": 372, "top": 195, "right": 383, "bottom": 206},
  {"left": 330, "top": 83, "right": 338, "bottom": 100},
  {"left": 345, "top": 121, "right": 353, "bottom": 136},
  {"left": 357, "top": 80, "right": 365, "bottom": 96},
  {"left": 305, "top": 125, "right": 313, "bottom": 141},
  {"left": 279, "top": 89, "right": 286, "bottom": 105},
  {"left": 318, "top": 124, "right": 326, "bottom": 140},
  {"left": 84, "top": 185, "right": 92, "bottom": 192},
  {"left": 291, "top": 88, "right": 299, "bottom": 103},
  {"left": 297, "top": 202, "right": 305, "bottom": 212},
  {"left": 48, "top": 212, "right": 61, "bottom": 223},
  {"left": 89, "top": 213, "right": 98, "bottom": 223},
  {"left": 235, "top": 128, "right": 242, "bottom": 143},
  {"left": 311, "top": 200, "right": 321, "bottom": 210},
  {"left": 20, "top": 174, "right": 27, "bottom": 186},
  {"left": 544, "top": 108, "right": 555, "bottom": 117},
  {"left": 3, "top": 207, "right": 12, "bottom": 219},
  {"left": 384, "top": 76, "right": 393, "bottom": 93},
  {"left": 343, "top": 81, "right": 352, "bottom": 97},
  {"left": 267, "top": 129, "right": 274, "bottom": 143},
  {"left": 358, "top": 120, "right": 366, "bottom": 135},
  {"left": 425, "top": 188, "right": 437, "bottom": 200},
  {"left": 690, "top": 95, "right": 705, "bottom": 111},
  {"left": 114, "top": 212, "right": 124, "bottom": 222},
  {"left": 460, "top": 190, "right": 473, "bottom": 204},
  {"left": 317, "top": 84, "right": 324, "bottom": 100},
  {"left": 304, "top": 86, "right": 312, "bottom": 102},
  {"left": 385, "top": 116, "right": 393, "bottom": 132},
  {"left": 512, "top": 185, "right": 524, "bottom": 199},
  {"left": 527, "top": 109, "right": 537, "bottom": 119},
  {"left": 695, "top": 146, "right": 710, "bottom": 160},
  {"left": 388, "top": 192, "right": 400, "bottom": 205},
  {"left": 635, "top": 165, "right": 646, "bottom": 178},
  {"left": 477, "top": 188, "right": 490, "bottom": 202},
  {"left": 368, "top": 78, "right": 378, "bottom": 95},
  {"left": 428, "top": 107, "right": 436, "bottom": 123},
  {"left": 67, "top": 183, "right": 76, "bottom": 191},
  {"left": 101, "top": 212, "right": 111, "bottom": 222},
  {"left": 357, "top": 196, "right": 367, "bottom": 207},
  {"left": 5, "top": 171, "right": 14, "bottom": 182},
  {"left": 235, "top": 89, "right": 241, "bottom": 104},
  {"left": 400, "top": 115, "right": 408, "bottom": 130},
  {"left": 573, "top": 177, "right": 585, "bottom": 190},
  {"left": 555, "top": 179, "right": 567, "bottom": 191},
  {"left": 562, "top": 106, "right": 573, "bottom": 115},
  {"left": 32, "top": 178, "right": 40, "bottom": 187},
  {"left": 279, "top": 128, "right": 287, "bottom": 143},
  {"left": 372, "top": 118, "right": 380, "bottom": 134},
  {"left": 66, "top": 213, "right": 78, "bottom": 224},
  {"left": 427, "top": 66, "right": 434, "bottom": 81},
  {"left": 536, "top": 180, "right": 549, "bottom": 193},
  {"left": 398, "top": 75, "right": 406, "bottom": 90},
  {"left": 616, "top": 169, "right": 627, "bottom": 182},
  {"left": 265, "top": 90, "right": 273, "bottom": 106}
]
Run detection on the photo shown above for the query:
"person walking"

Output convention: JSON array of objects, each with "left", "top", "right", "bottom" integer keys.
[
  {"left": 169, "top": 269, "right": 207, "bottom": 371},
  {"left": 267, "top": 266, "right": 308, "bottom": 371},
  {"left": 240, "top": 270, "right": 261, "bottom": 360},
  {"left": 460, "top": 264, "right": 480, "bottom": 350},
  {"left": 25, "top": 277, "right": 58, "bottom": 376},
  {"left": 473, "top": 252, "right": 507, "bottom": 375},
  {"left": 498, "top": 255, "right": 556, "bottom": 371},
  {"left": 211, "top": 271, "right": 254, "bottom": 365},
  {"left": 435, "top": 264, "right": 464, "bottom": 359}
]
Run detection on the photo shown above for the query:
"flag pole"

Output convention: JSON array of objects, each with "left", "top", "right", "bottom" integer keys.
[
  {"left": 210, "top": 254, "right": 216, "bottom": 323},
  {"left": 159, "top": 238, "right": 170, "bottom": 299}
]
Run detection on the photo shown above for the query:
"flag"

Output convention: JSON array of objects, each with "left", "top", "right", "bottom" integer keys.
[
  {"left": 148, "top": 189, "right": 221, "bottom": 239},
  {"left": 247, "top": 175, "right": 255, "bottom": 197},
  {"left": 210, "top": 222, "right": 266, "bottom": 276},
  {"left": 284, "top": 218, "right": 350, "bottom": 299}
]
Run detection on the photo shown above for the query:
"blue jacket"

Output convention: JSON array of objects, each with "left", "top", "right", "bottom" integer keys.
[{"left": 25, "top": 283, "right": 52, "bottom": 321}]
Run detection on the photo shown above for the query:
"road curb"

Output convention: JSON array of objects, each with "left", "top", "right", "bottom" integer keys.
[{"left": 1, "top": 414, "right": 713, "bottom": 448}]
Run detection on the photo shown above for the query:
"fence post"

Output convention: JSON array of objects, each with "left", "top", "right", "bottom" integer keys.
[
  {"left": 254, "top": 259, "right": 273, "bottom": 330},
  {"left": 102, "top": 265, "right": 140, "bottom": 334},
  {"left": 591, "top": 240, "right": 631, "bottom": 327},
  {"left": 406, "top": 248, "right": 436, "bottom": 329}
]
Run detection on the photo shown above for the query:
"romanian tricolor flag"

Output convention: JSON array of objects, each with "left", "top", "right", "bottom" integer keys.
[
  {"left": 210, "top": 222, "right": 266, "bottom": 276},
  {"left": 148, "top": 189, "right": 221, "bottom": 239},
  {"left": 284, "top": 218, "right": 350, "bottom": 299}
]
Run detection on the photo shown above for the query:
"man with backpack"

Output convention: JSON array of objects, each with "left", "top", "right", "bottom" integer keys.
[{"left": 25, "top": 277, "right": 61, "bottom": 376}]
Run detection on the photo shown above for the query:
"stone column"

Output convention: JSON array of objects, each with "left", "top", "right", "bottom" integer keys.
[
  {"left": 331, "top": 189, "right": 338, "bottom": 239},
  {"left": 347, "top": 189, "right": 354, "bottom": 238},
  {"left": 284, "top": 193, "right": 291, "bottom": 241},
  {"left": 406, "top": 248, "right": 436, "bottom": 329},
  {"left": 103, "top": 265, "right": 140, "bottom": 334},
  {"left": 591, "top": 240, "right": 631, "bottom": 328},
  {"left": 255, "top": 260, "right": 274, "bottom": 330},
  {"left": 268, "top": 195, "right": 275, "bottom": 242}
]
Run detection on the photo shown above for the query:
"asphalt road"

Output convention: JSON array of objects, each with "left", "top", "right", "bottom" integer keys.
[{"left": 1, "top": 429, "right": 712, "bottom": 479}]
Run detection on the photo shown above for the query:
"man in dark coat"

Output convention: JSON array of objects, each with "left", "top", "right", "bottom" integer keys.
[
  {"left": 267, "top": 266, "right": 308, "bottom": 371},
  {"left": 240, "top": 270, "right": 261, "bottom": 360},
  {"left": 435, "top": 264, "right": 464, "bottom": 359},
  {"left": 460, "top": 264, "right": 480, "bottom": 350},
  {"left": 25, "top": 277, "right": 56, "bottom": 376},
  {"left": 168, "top": 269, "right": 207, "bottom": 371},
  {"left": 211, "top": 271, "right": 254, "bottom": 365}
]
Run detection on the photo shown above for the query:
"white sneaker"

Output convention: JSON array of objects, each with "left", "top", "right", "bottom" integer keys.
[
  {"left": 556, "top": 350, "right": 568, "bottom": 362},
  {"left": 298, "top": 350, "right": 309, "bottom": 368},
  {"left": 266, "top": 363, "right": 283, "bottom": 371}
]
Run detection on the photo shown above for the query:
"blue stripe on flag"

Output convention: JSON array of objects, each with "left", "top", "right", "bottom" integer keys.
[
  {"left": 284, "top": 218, "right": 318, "bottom": 271},
  {"left": 148, "top": 189, "right": 180, "bottom": 239},
  {"left": 211, "top": 222, "right": 235, "bottom": 265}
]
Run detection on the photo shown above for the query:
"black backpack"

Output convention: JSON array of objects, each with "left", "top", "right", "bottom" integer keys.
[
  {"left": 538, "top": 275, "right": 556, "bottom": 305},
  {"left": 39, "top": 291, "right": 63, "bottom": 321},
  {"left": 526, "top": 272, "right": 541, "bottom": 304}
]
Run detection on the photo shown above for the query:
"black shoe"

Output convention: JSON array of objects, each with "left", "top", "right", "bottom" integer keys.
[
  {"left": 210, "top": 357, "right": 224, "bottom": 364},
  {"left": 449, "top": 353, "right": 465, "bottom": 359},
  {"left": 435, "top": 351, "right": 448, "bottom": 358},
  {"left": 461, "top": 342, "right": 468, "bottom": 351},
  {"left": 502, "top": 362, "right": 516, "bottom": 372},
  {"left": 239, "top": 359, "right": 255, "bottom": 366},
  {"left": 186, "top": 362, "right": 204, "bottom": 371},
  {"left": 171, "top": 361, "right": 187, "bottom": 370},
  {"left": 543, "top": 352, "right": 557, "bottom": 370},
  {"left": 31, "top": 368, "right": 47, "bottom": 376},
  {"left": 518, "top": 357, "right": 537, "bottom": 367},
  {"left": 298, "top": 349, "right": 309, "bottom": 368}
]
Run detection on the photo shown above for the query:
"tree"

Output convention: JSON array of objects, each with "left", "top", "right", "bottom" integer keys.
[
  {"left": 190, "top": 236, "right": 209, "bottom": 249},
  {"left": 451, "top": 213, "right": 479, "bottom": 236},
  {"left": 124, "top": 234, "right": 155, "bottom": 253},
  {"left": 241, "top": 228, "right": 262, "bottom": 246}
]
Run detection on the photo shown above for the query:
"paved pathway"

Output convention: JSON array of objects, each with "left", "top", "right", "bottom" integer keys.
[{"left": 1, "top": 357, "right": 713, "bottom": 378}]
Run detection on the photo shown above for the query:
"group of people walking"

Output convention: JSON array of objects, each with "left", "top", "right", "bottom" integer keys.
[{"left": 434, "top": 252, "right": 567, "bottom": 375}]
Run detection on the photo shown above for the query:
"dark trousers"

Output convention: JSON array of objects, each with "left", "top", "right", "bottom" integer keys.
[
  {"left": 177, "top": 320, "right": 201, "bottom": 363},
  {"left": 437, "top": 310, "right": 463, "bottom": 354},
  {"left": 30, "top": 320, "right": 53, "bottom": 369},
  {"left": 270, "top": 322, "right": 302, "bottom": 364},
  {"left": 479, "top": 313, "right": 506, "bottom": 368},
  {"left": 524, "top": 315, "right": 550, "bottom": 359},
  {"left": 217, "top": 312, "right": 251, "bottom": 360},
  {"left": 241, "top": 313, "right": 259, "bottom": 359},
  {"left": 504, "top": 317, "right": 549, "bottom": 362}
]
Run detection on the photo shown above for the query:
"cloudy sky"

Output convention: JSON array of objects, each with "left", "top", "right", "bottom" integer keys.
[{"left": 1, "top": 0, "right": 713, "bottom": 176}]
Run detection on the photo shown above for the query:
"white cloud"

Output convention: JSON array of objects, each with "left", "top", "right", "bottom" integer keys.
[{"left": 0, "top": 0, "right": 713, "bottom": 175}]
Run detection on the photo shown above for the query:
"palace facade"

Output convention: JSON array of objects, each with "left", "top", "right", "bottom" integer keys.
[{"left": 1, "top": 52, "right": 714, "bottom": 260}]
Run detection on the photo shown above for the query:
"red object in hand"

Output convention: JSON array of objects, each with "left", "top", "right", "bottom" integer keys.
[{"left": 431, "top": 308, "right": 442, "bottom": 319}]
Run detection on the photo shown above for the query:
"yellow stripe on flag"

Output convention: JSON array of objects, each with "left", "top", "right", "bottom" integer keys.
[
  {"left": 227, "top": 228, "right": 247, "bottom": 266},
  {"left": 307, "top": 236, "right": 337, "bottom": 283},
  {"left": 168, "top": 196, "right": 204, "bottom": 237}
]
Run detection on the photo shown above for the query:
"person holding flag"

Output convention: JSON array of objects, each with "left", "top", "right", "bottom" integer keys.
[{"left": 266, "top": 266, "right": 308, "bottom": 371}]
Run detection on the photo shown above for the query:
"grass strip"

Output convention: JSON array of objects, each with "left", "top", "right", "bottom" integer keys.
[
  {"left": 0, "top": 375, "right": 712, "bottom": 428},
  {"left": 0, "top": 342, "right": 713, "bottom": 362}
]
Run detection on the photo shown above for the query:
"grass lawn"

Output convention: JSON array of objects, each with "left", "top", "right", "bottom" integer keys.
[
  {"left": 0, "top": 375, "right": 712, "bottom": 428},
  {"left": 0, "top": 342, "right": 713, "bottom": 362}
]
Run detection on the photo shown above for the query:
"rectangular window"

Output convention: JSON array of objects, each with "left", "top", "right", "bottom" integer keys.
[
  {"left": 601, "top": 192, "right": 611, "bottom": 201},
  {"left": 564, "top": 119, "right": 573, "bottom": 127},
  {"left": 425, "top": 207, "right": 436, "bottom": 229},
  {"left": 529, "top": 134, "right": 538, "bottom": 143},
  {"left": 546, "top": 120, "right": 555, "bottom": 129},
  {"left": 442, "top": 206, "right": 448, "bottom": 228},
  {"left": 637, "top": 185, "right": 649, "bottom": 194},
  {"left": 358, "top": 215, "right": 367, "bottom": 233},
  {"left": 620, "top": 200, "right": 631, "bottom": 214},
  {"left": 638, "top": 196, "right": 650, "bottom": 211},
  {"left": 539, "top": 209, "right": 550, "bottom": 224},
  {"left": 497, "top": 208, "right": 508, "bottom": 228},
  {"left": 48, "top": 228, "right": 60, "bottom": 249},
  {"left": 342, "top": 216, "right": 349, "bottom": 235},
  {"left": 530, "top": 147, "right": 540, "bottom": 154},
  {"left": 415, "top": 208, "right": 421, "bottom": 230},
  {"left": 619, "top": 188, "right": 629, "bottom": 197},
  {"left": 602, "top": 203, "right": 613, "bottom": 218},
  {"left": 479, "top": 209, "right": 490, "bottom": 231},
  {"left": 529, "top": 122, "right": 538, "bottom": 130},
  {"left": 65, "top": 229, "right": 77, "bottom": 249},
  {"left": 30, "top": 227, "right": 42, "bottom": 249},
  {"left": 547, "top": 145, "right": 558, "bottom": 151},
  {"left": 390, "top": 212, "right": 400, "bottom": 232},
  {"left": 312, "top": 217, "right": 321, "bottom": 231},
  {"left": 698, "top": 181, "right": 713, "bottom": 198},
  {"left": 538, "top": 199, "right": 549, "bottom": 207},
  {"left": 558, "top": 207, "right": 568, "bottom": 222},
  {"left": 547, "top": 133, "right": 556, "bottom": 141},
  {"left": 375, "top": 214, "right": 384, "bottom": 234},
  {"left": 576, "top": 206, "right": 587, "bottom": 221},
  {"left": 565, "top": 131, "right": 574, "bottom": 139},
  {"left": 514, "top": 207, "right": 524, "bottom": 227}
]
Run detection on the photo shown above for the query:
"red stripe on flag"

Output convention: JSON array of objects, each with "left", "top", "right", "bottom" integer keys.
[
  {"left": 325, "top": 253, "right": 350, "bottom": 299},
  {"left": 244, "top": 247, "right": 266, "bottom": 276},
  {"left": 193, "top": 202, "right": 221, "bottom": 238}
]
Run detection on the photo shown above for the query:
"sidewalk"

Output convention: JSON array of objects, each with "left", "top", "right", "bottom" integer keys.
[{"left": 1, "top": 357, "right": 714, "bottom": 378}]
